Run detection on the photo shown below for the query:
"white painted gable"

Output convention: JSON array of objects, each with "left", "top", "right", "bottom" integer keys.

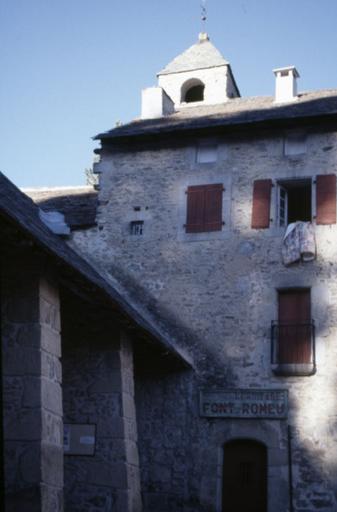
[{"left": 157, "top": 33, "right": 240, "bottom": 109}]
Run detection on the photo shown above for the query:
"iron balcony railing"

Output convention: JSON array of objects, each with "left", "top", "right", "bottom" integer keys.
[{"left": 271, "top": 321, "right": 316, "bottom": 369}]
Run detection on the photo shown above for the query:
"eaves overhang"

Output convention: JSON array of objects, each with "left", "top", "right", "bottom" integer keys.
[
  {"left": 94, "top": 92, "right": 337, "bottom": 144},
  {"left": 0, "top": 172, "right": 192, "bottom": 369}
]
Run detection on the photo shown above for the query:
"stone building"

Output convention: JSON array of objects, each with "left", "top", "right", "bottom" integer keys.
[{"left": 2, "top": 32, "right": 337, "bottom": 511}]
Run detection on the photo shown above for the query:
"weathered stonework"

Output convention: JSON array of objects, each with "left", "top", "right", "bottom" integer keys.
[
  {"left": 1, "top": 252, "right": 63, "bottom": 512},
  {"left": 4, "top": 32, "right": 337, "bottom": 512},
  {"left": 61, "top": 292, "right": 142, "bottom": 512},
  {"left": 1, "top": 173, "right": 187, "bottom": 512},
  {"left": 72, "top": 127, "right": 337, "bottom": 511}
]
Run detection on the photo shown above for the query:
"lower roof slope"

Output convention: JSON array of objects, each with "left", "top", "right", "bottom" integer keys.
[
  {"left": 24, "top": 186, "right": 98, "bottom": 230},
  {"left": 0, "top": 172, "right": 191, "bottom": 367}
]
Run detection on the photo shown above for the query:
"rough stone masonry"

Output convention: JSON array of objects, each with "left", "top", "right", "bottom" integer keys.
[{"left": 71, "top": 34, "right": 337, "bottom": 510}]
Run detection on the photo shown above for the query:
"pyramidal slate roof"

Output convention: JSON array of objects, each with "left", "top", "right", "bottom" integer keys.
[{"left": 158, "top": 35, "right": 229, "bottom": 75}]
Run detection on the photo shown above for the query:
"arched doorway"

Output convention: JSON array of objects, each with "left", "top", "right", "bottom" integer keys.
[{"left": 222, "top": 439, "right": 267, "bottom": 512}]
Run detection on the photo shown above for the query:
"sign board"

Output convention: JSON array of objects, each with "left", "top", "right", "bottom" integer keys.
[
  {"left": 64, "top": 424, "right": 96, "bottom": 456},
  {"left": 200, "top": 389, "right": 288, "bottom": 419}
]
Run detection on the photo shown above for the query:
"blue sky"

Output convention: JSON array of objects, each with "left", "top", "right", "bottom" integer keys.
[{"left": 2, "top": 0, "right": 337, "bottom": 187}]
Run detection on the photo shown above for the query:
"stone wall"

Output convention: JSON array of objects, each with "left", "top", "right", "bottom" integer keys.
[
  {"left": 61, "top": 292, "right": 142, "bottom": 511},
  {"left": 73, "top": 127, "right": 337, "bottom": 511},
  {"left": 1, "top": 251, "right": 63, "bottom": 511}
]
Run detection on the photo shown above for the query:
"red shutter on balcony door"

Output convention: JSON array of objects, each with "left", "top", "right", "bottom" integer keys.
[
  {"left": 251, "top": 179, "right": 272, "bottom": 229},
  {"left": 278, "top": 290, "right": 311, "bottom": 364},
  {"left": 204, "top": 184, "right": 223, "bottom": 232},
  {"left": 316, "top": 174, "right": 336, "bottom": 225}
]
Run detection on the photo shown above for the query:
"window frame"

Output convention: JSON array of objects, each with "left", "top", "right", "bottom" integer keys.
[{"left": 276, "top": 177, "right": 314, "bottom": 227}]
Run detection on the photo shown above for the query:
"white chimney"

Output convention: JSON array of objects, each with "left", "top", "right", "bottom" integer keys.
[
  {"left": 273, "top": 66, "right": 300, "bottom": 103},
  {"left": 141, "top": 87, "right": 174, "bottom": 119}
]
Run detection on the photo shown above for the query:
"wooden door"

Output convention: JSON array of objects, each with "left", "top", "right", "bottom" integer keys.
[
  {"left": 278, "top": 289, "right": 311, "bottom": 363},
  {"left": 222, "top": 440, "right": 267, "bottom": 512}
]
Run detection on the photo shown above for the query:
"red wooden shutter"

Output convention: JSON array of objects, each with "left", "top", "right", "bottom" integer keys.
[
  {"left": 316, "top": 174, "right": 336, "bottom": 225},
  {"left": 251, "top": 179, "right": 272, "bottom": 229},
  {"left": 204, "top": 184, "right": 223, "bottom": 232},
  {"left": 185, "top": 185, "right": 205, "bottom": 233},
  {"left": 185, "top": 184, "right": 223, "bottom": 233},
  {"left": 278, "top": 290, "right": 311, "bottom": 364}
]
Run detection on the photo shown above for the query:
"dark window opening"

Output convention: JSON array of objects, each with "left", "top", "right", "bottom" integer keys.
[
  {"left": 184, "top": 84, "right": 205, "bottom": 103},
  {"left": 278, "top": 179, "right": 311, "bottom": 226},
  {"left": 130, "top": 220, "right": 144, "bottom": 236}
]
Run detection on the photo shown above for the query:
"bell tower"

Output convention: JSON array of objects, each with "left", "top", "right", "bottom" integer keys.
[{"left": 141, "top": 34, "right": 240, "bottom": 119}]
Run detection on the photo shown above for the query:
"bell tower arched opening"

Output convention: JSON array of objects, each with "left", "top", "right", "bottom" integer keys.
[{"left": 181, "top": 79, "right": 205, "bottom": 103}]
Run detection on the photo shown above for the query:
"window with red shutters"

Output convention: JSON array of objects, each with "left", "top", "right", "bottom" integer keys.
[
  {"left": 316, "top": 174, "right": 336, "bottom": 225},
  {"left": 251, "top": 180, "right": 272, "bottom": 229},
  {"left": 278, "top": 289, "right": 311, "bottom": 364},
  {"left": 271, "top": 288, "right": 316, "bottom": 376},
  {"left": 185, "top": 184, "right": 223, "bottom": 233}
]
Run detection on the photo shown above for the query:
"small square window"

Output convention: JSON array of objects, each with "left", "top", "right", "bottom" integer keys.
[
  {"left": 130, "top": 220, "right": 144, "bottom": 236},
  {"left": 284, "top": 134, "right": 307, "bottom": 156},
  {"left": 197, "top": 145, "right": 218, "bottom": 163}
]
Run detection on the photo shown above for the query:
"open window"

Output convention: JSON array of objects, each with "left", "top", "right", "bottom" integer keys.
[
  {"left": 271, "top": 288, "right": 316, "bottom": 376},
  {"left": 278, "top": 179, "right": 312, "bottom": 227},
  {"left": 251, "top": 174, "right": 336, "bottom": 229}
]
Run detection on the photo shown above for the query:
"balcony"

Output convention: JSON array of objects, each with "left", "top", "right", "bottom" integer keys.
[{"left": 271, "top": 321, "right": 316, "bottom": 376}]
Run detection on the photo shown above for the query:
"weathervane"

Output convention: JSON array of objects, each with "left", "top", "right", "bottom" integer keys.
[{"left": 201, "top": 0, "right": 207, "bottom": 33}]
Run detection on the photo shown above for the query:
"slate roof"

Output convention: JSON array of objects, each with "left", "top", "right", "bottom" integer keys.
[
  {"left": 24, "top": 186, "right": 98, "bottom": 230},
  {"left": 95, "top": 89, "right": 337, "bottom": 141},
  {"left": 0, "top": 172, "right": 191, "bottom": 367},
  {"left": 158, "top": 38, "right": 229, "bottom": 75}
]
